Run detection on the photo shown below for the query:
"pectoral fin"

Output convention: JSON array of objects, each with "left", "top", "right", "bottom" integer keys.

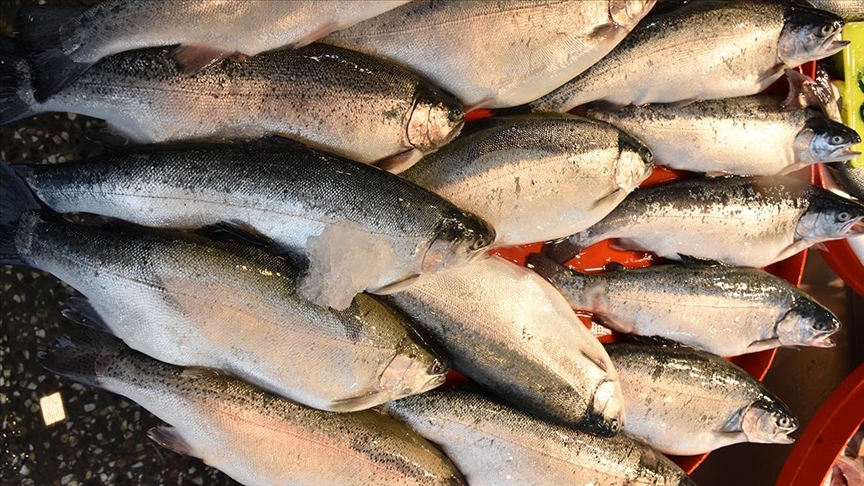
[
  {"left": 376, "top": 148, "right": 424, "bottom": 174},
  {"left": 369, "top": 274, "right": 423, "bottom": 295},
  {"left": 745, "top": 338, "right": 782, "bottom": 353},
  {"left": 326, "top": 392, "right": 391, "bottom": 413},
  {"left": 172, "top": 45, "right": 236, "bottom": 74}
]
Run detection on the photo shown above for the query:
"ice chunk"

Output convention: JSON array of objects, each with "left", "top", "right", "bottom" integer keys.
[{"left": 299, "top": 220, "right": 400, "bottom": 310}]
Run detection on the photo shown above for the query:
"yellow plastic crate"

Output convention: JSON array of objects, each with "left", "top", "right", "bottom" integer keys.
[{"left": 840, "top": 21, "right": 864, "bottom": 168}]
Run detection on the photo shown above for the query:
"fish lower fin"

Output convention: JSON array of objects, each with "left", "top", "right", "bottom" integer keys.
[
  {"left": 0, "top": 37, "right": 37, "bottom": 123},
  {"left": 376, "top": 148, "right": 424, "bottom": 174},
  {"left": 327, "top": 392, "right": 394, "bottom": 412},
  {"left": 15, "top": 3, "right": 92, "bottom": 52},
  {"left": 147, "top": 426, "right": 200, "bottom": 458},
  {"left": 199, "top": 221, "right": 274, "bottom": 249},
  {"left": 541, "top": 236, "right": 588, "bottom": 265},
  {"left": 369, "top": 274, "right": 423, "bottom": 295},
  {"left": 745, "top": 338, "right": 782, "bottom": 353},
  {"left": 288, "top": 21, "right": 341, "bottom": 49},
  {"left": 0, "top": 161, "right": 41, "bottom": 265},
  {"left": 38, "top": 331, "right": 123, "bottom": 389},
  {"left": 171, "top": 45, "right": 236, "bottom": 74},
  {"left": 30, "top": 49, "right": 92, "bottom": 102},
  {"left": 61, "top": 296, "right": 114, "bottom": 335}
]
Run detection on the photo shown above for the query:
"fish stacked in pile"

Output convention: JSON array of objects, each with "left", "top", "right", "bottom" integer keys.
[{"left": 1, "top": 1, "right": 863, "bottom": 485}]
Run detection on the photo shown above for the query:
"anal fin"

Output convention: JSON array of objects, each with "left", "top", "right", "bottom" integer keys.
[
  {"left": 171, "top": 45, "right": 237, "bottom": 74},
  {"left": 62, "top": 296, "right": 114, "bottom": 334},
  {"left": 147, "top": 426, "right": 199, "bottom": 458}
]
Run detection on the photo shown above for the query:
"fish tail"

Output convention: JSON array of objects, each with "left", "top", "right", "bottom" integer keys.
[
  {"left": 541, "top": 233, "right": 591, "bottom": 265},
  {"left": 0, "top": 36, "right": 37, "bottom": 122},
  {"left": 38, "top": 331, "right": 124, "bottom": 389},
  {"left": 526, "top": 253, "right": 575, "bottom": 284},
  {"left": 0, "top": 161, "right": 40, "bottom": 264},
  {"left": 15, "top": 3, "right": 93, "bottom": 100}
]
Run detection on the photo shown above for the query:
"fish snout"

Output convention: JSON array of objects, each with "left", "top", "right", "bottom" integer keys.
[
  {"left": 584, "top": 379, "right": 625, "bottom": 437},
  {"left": 423, "top": 214, "right": 495, "bottom": 273}
]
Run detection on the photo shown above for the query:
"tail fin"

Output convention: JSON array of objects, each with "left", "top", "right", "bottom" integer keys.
[
  {"left": 38, "top": 331, "right": 123, "bottom": 389},
  {"left": 540, "top": 235, "right": 589, "bottom": 265},
  {"left": 16, "top": 3, "right": 93, "bottom": 100},
  {"left": 0, "top": 161, "right": 40, "bottom": 264},
  {"left": 0, "top": 36, "right": 36, "bottom": 123}
]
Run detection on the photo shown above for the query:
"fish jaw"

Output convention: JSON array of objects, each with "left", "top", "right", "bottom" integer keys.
[
  {"left": 583, "top": 379, "right": 625, "bottom": 437},
  {"left": 407, "top": 85, "right": 465, "bottom": 153},
  {"left": 378, "top": 352, "right": 449, "bottom": 401}
]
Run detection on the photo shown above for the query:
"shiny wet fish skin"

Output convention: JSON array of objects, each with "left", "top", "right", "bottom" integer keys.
[
  {"left": 531, "top": 0, "right": 848, "bottom": 112},
  {"left": 589, "top": 96, "right": 860, "bottom": 175},
  {"left": 3, "top": 43, "right": 464, "bottom": 165},
  {"left": 386, "top": 255, "right": 625, "bottom": 436},
  {"left": 39, "top": 334, "right": 465, "bottom": 486},
  {"left": 606, "top": 342, "right": 798, "bottom": 456},
  {"left": 528, "top": 255, "right": 841, "bottom": 356},
  {"left": 381, "top": 387, "right": 695, "bottom": 486},
  {"left": 11, "top": 146, "right": 494, "bottom": 299},
  {"left": 806, "top": 0, "right": 864, "bottom": 20},
  {"left": 18, "top": 0, "right": 412, "bottom": 99},
  {"left": 400, "top": 114, "right": 653, "bottom": 246},
  {"left": 324, "top": 0, "right": 657, "bottom": 109},
  {"left": 557, "top": 175, "right": 864, "bottom": 268},
  {"left": 6, "top": 211, "right": 448, "bottom": 412}
]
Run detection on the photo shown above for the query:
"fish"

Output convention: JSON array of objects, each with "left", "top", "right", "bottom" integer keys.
[
  {"left": 827, "top": 162, "right": 864, "bottom": 200},
  {"left": 39, "top": 333, "right": 465, "bottom": 486},
  {"left": 0, "top": 40, "right": 464, "bottom": 167},
  {"left": 531, "top": 0, "right": 848, "bottom": 112},
  {"left": 386, "top": 255, "right": 624, "bottom": 436},
  {"left": 2, "top": 145, "right": 494, "bottom": 309},
  {"left": 380, "top": 387, "right": 695, "bottom": 486},
  {"left": 0, "top": 180, "right": 449, "bottom": 412},
  {"left": 588, "top": 96, "right": 860, "bottom": 175},
  {"left": 323, "top": 0, "right": 657, "bottom": 109},
  {"left": 805, "top": 0, "right": 864, "bottom": 20},
  {"left": 16, "top": 0, "right": 412, "bottom": 100},
  {"left": 399, "top": 114, "right": 653, "bottom": 246},
  {"left": 605, "top": 342, "right": 798, "bottom": 456},
  {"left": 545, "top": 175, "right": 864, "bottom": 268},
  {"left": 527, "top": 254, "right": 841, "bottom": 356}
]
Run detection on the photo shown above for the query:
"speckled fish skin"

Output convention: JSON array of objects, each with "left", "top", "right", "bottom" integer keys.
[
  {"left": 13, "top": 145, "right": 494, "bottom": 294},
  {"left": 10, "top": 213, "right": 448, "bottom": 412},
  {"left": 807, "top": 0, "right": 864, "bottom": 20},
  {"left": 323, "top": 0, "right": 657, "bottom": 109},
  {"left": 40, "top": 335, "right": 465, "bottom": 486},
  {"left": 606, "top": 342, "right": 798, "bottom": 455},
  {"left": 380, "top": 387, "right": 695, "bottom": 486},
  {"left": 27, "top": 0, "right": 411, "bottom": 63},
  {"left": 399, "top": 114, "right": 653, "bottom": 246},
  {"left": 531, "top": 0, "right": 847, "bottom": 112},
  {"left": 386, "top": 256, "right": 624, "bottom": 436},
  {"left": 589, "top": 96, "right": 861, "bottom": 175},
  {"left": 529, "top": 256, "right": 841, "bottom": 356},
  {"left": 564, "top": 175, "right": 864, "bottom": 267},
  {"left": 7, "top": 43, "right": 464, "bottom": 164},
  {"left": 828, "top": 162, "right": 864, "bottom": 200}
]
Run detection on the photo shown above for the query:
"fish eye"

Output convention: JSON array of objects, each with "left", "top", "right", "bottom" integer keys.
[
  {"left": 776, "top": 416, "right": 792, "bottom": 428},
  {"left": 837, "top": 211, "right": 851, "bottom": 222},
  {"left": 429, "top": 360, "right": 445, "bottom": 375},
  {"left": 820, "top": 23, "right": 837, "bottom": 37},
  {"left": 831, "top": 135, "right": 845, "bottom": 145},
  {"left": 470, "top": 235, "right": 487, "bottom": 251}
]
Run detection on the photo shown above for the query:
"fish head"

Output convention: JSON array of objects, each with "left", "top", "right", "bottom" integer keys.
[
  {"left": 796, "top": 118, "right": 861, "bottom": 164},
  {"left": 616, "top": 132, "right": 654, "bottom": 192},
  {"left": 777, "top": 295, "right": 841, "bottom": 348},
  {"left": 796, "top": 191, "right": 864, "bottom": 242},
  {"left": 609, "top": 0, "right": 657, "bottom": 30},
  {"left": 423, "top": 214, "right": 495, "bottom": 273},
  {"left": 580, "top": 350, "right": 625, "bottom": 437},
  {"left": 379, "top": 343, "right": 449, "bottom": 400},
  {"left": 408, "top": 84, "right": 465, "bottom": 153},
  {"left": 779, "top": 7, "right": 847, "bottom": 67},
  {"left": 741, "top": 397, "right": 798, "bottom": 444}
]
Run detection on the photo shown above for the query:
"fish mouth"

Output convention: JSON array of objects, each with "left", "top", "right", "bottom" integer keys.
[
  {"left": 831, "top": 147, "right": 861, "bottom": 161},
  {"left": 810, "top": 334, "right": 836, "bottom": 348},
  {"left": 849, "top": 218, "right": 864, "bottom": 235}
]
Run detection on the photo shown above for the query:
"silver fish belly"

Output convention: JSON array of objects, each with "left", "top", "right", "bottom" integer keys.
[
  {"left": 528, "top": 256, "right": 841, "bottom": 356},
  {"left": 8, "top": 43, "right": 464, "bottom": 164},
  {"left": 531, "top": 0, "right": 847, "bottom": 112},
  {"left": 11, "top": 213, "right": 448, "bottom": 412},
  {"left": 40, "top": 335, "right": 465, "bottom": 486},
  {"left": 607, "top": 342, "right": 798, "bottom": 455},
  {"left": 387, "top": 255, "right": 624, "bottom": 436},
  {"left": 324, "top": 0, "right": 656, "bottom": 109},
  {"left": 400, "top": 114, "right": 653, "bottom": 246},
  {"left": 381, "top": 387, "right": 695, "bottom": 486}
]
